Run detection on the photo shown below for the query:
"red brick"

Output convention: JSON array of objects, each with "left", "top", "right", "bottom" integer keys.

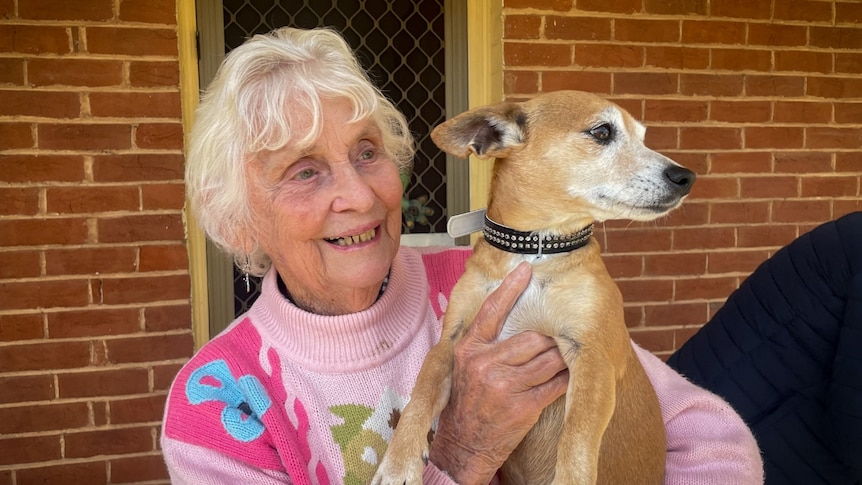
[
  {"left": 575, "top": 43, "right": 643, "bottom": 68},
  {"left": 710, "top": 201, "right": 771, "bottom": 223},
  {"left": 0, "top": 57, "right": 24, "bottom": 84},
  {"left": 674, "top": 326, "right": 703, "bottom": 350},
  {"left": 0, "top": 247, "right": 41, "bottom": 281},
  {"left": 111, "top": 394, "right": 167, "bottom": 424},
  {"left": 604, "top": 228, "right": 672, "bottom": 253},
  {"left": 0, "top": 90, "right": 80, "bottom": 118},
  {"left": 643, "top": 125, "right": 677, "bottom": 150},
  {"left": 602, "top": 254, "right": 643, "bottom": 278},
  {"left": 710, "top": 152, "right": 771, "bottom": 174},
  {"left": 541, "top": 71, "right": 611, "bottom": 93},
  {"left": 773, "top": 199, "right": 833, "bottom": 223},
  {"left": 65, "top": 427, "right": 154, "bottom": 458},
  {"left": 46, "top": 246, "right": 138, "bottom": 275},
  {"left": 139, "top": 244, "right": 188, "bottom": 272},
  {"left": 98, "top": 213, "right": 184, "bottom": 243},
  {"left": 675, "top": 276, "right": 738, "bottom": 300},
  {"left": 106, "top": 333, "right": 195, "bottom": 364},
  {"left": 93, "top": 154, "right": 184, "bottom": 182},
  {"left": 614, "top": 72, "right": 678, "bottom": 95},
  {"left": 617, "top": 278, "right": 675, "bottom": 303},
  {"left": 90, "top": 91, "right": 182, "bottom": 118},
  {"left": 680, "top": 127, "right": 742, "bottom": 150},
  {"left": 709, "top": 100, "right": 771, "bottom": 123},
  {"left": 809, "top": 76, "right": 862, "bottom": 99},
  {"left": 544, "top": 16, "right": 611, "bottom": 41},
  {"left": 0, "top": 279, "right": 90, "bottom": 311},
  {"left": 673, "top": 227, "right": 736, "bottom": 250},
  {"left": 616, "top": 18, "right": 680, "bottom": 43},
  {"left": 644, "top": 302, "right": 709, "bottom": 326},
  {"left": 48, "top": 307, "right": 140, "bottom": 338},
  {"left": 835, "top": 198, "right": 862, "bottom": 216},
  {"left": 681, "top": 20, "right": 746, "bottom": 45},
  {"left": 141, "top": 183, "right": 185, "bottom": 210},
  {"left": 642, "top": 100, "right": 707, "bottom": 123},
  {"left": 29, "top": 58, "right": 124, "bottom": 87},
  {"left": 86, "top": 27, "right": 178, "bottom": 56},
  {"left": 806, "top": 126, "right": 862, "bottom": 150},
  {"left": 774, "top": 152, "right": 832, "bottom": 173},
  {"left": 0, "top": 401, "right": 89, "bottom": 433},
  {"left": 577, "top": 0, "right": 640, "bottom": 13},
  {"left": 0, "top": 217, "right": 89, "bottom": 246},
  {"left": 0, "top": 155, "right": 85, "bottom": 183},
  {"left": 740, "top": 176, "right": 799, "bottom": 198},
  {"left": 744, "top": 126, "right": 805, "bottom": 150},
  {"left": 644, "top": 252, "right": 706, "bottom": 276},
  {"left": 0, "top": 374, "right": 55, "bottom": 404},
  {"left": 58, "top": 368, "right": 150, "bottom": 398},
  {"left": 0, "top": 122, "right": 34, "bottom": 148},
  {"left": 135, "top": 123, "right": 183, "bottom": 149},
  {"left": 746, "top": 75, "right": 805, "bottom": 97},
  {"left": 645, "top": 0, "right": 706, "bottom": 15},
  {"left": 0, "top": 435, "right": 61, "bottom": 466},
  {"left": 737, "top": 224, "right": 799, "bottom": 248},
  {"left": 0, "top": 187, "right": 39, "bottom": 215},
  {"left": 46, "top": 186, "right": 139, "bottom": 214},
  {"left": 775, "top": 50, "right": 833, "bottom": 75},
  {"left": 774, "top": 0, "right": 832, "bottom": 21},
  {"left": 836, "top": 152, "right": 862, "bottom": 172},
  {"left": 0, "top": 25, "right": 71, "bottom": 54},
  {"left": 19, "top": 0, "right": 112, "bottom": 20},
  {"left": 836, "top": 53, "right": 862, "bottom": 74},
  {"left": 119, "top": 0, "right": 177, "bottom": 24},
  {"left": 98, "top": 273, "right": 189, "bottom": 305},
  {"left": 711, "top": 0, "right": 771, "bottom": 19},
  {"left": 504, "top": 0, "right": 572, "bottom": 9},
  {"left": 0, "top": 340, "right": 90, "bottom": 372},
  {"left": 130, "top": 61, "right": 180, "bottom": 87},
  {"left": 811, "top": 26, "right": 862, "bottom": 50},
  {"left": 111, "top": 453, "right": 170, "bottom": 482},
  {"left": 505, "top": 15, "right": 541, "bottom": 39},
  {"left": 680, "top": 73, "right": 744, "bottom": 96},
  {"left": 835, "top": 102, "right": 862, "bottom": 123},
  {"left": 690, "top": 176, "right": 739, "bottom": 199},
  {"left": 505, "top": 42, "right": 571, "bottom": 67},
  {"left": 629, "top": 329, "right": 675, "bottom": 353},
  {"left": 0, "top": 0, "right": 11, "bottom": 18},
  {"left": 748, "top": 23, "right": 806, "bottom": 47},
  {"left": 775, "top": 101, "right": 833, "bottom": 124},
  {"left": 801, "top": 176, "right": 859, "bottom": 197},
  {"left": 837, "top": 2, "right": 862, "bottom": 23},
  {"left": 0, "top": 313, "right": 43, "bottom": 341},
  {"left": 16, "top": 461, "right": 107, "bottom": 485},
  {"left": 39, "top": 123, "right": 132, "bottom": 151},
  {"left": 644, "top": 46, "right": 709, "bottom": 70},
  {"left": 153, "top": 363, "right": 183, "bottom": 390},
  {"left": 144, "top": 304, "right": 192, "bottom": 332},
  {"left": 94, "top": 401, "right": 109, "bottom": 426},
  {"left": 504, "top": 70, "right": 539, "bottom": 95},
  {"left": 708, "top": 250, "right": 770, "bottom": 274}
]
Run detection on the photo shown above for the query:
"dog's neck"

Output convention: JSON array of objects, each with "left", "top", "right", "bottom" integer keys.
[{"left": 482, "top": 214, "right": 593, "bottom": 256}]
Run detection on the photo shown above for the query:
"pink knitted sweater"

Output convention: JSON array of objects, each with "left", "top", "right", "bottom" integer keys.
[{"left": 161, "top": 246, "right": 763, "bottom": 484}]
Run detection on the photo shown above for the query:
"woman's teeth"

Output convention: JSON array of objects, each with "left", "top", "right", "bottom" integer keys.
[{"left": 328, "top": 228, "right": 376, "bottom": 246}]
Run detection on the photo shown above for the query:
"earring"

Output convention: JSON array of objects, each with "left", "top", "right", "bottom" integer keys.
[{"left": 243, "top": 255, "right": 251, "bottom": 293}]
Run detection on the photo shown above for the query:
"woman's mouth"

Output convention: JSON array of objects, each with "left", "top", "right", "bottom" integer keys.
[{"left": 325, "top": 227, "right": 377, "bottom": 247}]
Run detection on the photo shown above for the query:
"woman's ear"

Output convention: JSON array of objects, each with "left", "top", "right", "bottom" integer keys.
[{"left": 430, "top": 102, "right": 526, "bottom": 160}]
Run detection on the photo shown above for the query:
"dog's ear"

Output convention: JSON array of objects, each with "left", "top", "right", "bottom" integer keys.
[{"left": 431, "top": 103, "right": 526, "bottom": 159}]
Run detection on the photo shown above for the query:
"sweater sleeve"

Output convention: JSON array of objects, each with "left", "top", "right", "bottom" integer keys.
[
  {"left": 162, "top": 436, "right": 292, "bottom": 484},
  {"left": 633, "top": 343, "right": 764, "bottom": 485}
]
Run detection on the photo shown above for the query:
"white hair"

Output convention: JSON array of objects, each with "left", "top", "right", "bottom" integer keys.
[{"left": 186, "top": 27, "right": 415, "bottom": 276}]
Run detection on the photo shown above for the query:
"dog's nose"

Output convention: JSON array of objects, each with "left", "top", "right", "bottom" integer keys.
[{"left": 664, "top": 165, "right": 696, "bottom": 195}]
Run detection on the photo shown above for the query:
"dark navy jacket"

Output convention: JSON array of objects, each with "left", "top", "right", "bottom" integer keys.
[{"left": 667, "top": 211, "right": 862, "bottom": 485}]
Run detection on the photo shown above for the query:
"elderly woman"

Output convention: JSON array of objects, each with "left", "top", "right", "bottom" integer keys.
[{"left": 162, "top": 27, "right": 763, "bottom": 484}]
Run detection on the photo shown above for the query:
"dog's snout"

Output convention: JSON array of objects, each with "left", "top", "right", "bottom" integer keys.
[{"left": 664, "top": 165, "right": 696, "bottom": 195}]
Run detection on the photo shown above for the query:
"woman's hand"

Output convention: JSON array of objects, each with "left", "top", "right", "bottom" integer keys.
[{"left": 428, "top": 262, "right": 569, "bottom": 484}]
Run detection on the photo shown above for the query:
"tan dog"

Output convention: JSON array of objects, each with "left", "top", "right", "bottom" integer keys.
[{"left": 372, "top": 90, "right": 695, "bottom": 484}]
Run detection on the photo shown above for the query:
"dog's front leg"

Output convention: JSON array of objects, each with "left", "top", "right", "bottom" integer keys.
[
  {"left": 371, "top": 339, "right": 455, "bottom": 485},
  {"left": 551, "top": 343, "right": 616, "bottom": 485}
]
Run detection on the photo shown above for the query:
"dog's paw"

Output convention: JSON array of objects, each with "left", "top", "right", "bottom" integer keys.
[{"left": 370, "top": 448, "right": 428, "bottom": 485}]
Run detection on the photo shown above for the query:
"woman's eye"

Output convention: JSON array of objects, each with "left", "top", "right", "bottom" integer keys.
[
  {"left": 359, "top": 148, "right": 376, "bottom": 161},
  {"left": 294, "top": 168, "right": 315, "bottom": 181}
]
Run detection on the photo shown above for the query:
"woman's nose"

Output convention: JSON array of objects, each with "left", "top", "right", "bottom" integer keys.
[{"left": 330, "top": 165, "right": 376, "bottom": 213}]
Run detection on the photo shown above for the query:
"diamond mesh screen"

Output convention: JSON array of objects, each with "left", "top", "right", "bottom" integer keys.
[{"left": 222, "top": 0, "right": 448, "bottom": 315}]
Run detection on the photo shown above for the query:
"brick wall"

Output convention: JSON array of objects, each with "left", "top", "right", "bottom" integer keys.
[
  {"left": 0, "top": 0, "right": 191, "bottom": 483},
  {"left": 503, "top": 0, "right": 862, "bottom": 357}
]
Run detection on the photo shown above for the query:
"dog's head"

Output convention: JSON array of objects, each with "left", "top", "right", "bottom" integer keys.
[{"left": 431, "top": 90, "right": 695, "bottom": 230}]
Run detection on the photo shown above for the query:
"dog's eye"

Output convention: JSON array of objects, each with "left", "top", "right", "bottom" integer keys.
[{"left": 588, "top": 123, "right": 613, "bottom": 144}]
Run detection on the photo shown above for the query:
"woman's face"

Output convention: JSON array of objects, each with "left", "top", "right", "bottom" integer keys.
[{"left": 245, "top": 99, "right": 404, "bottom": 315}]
